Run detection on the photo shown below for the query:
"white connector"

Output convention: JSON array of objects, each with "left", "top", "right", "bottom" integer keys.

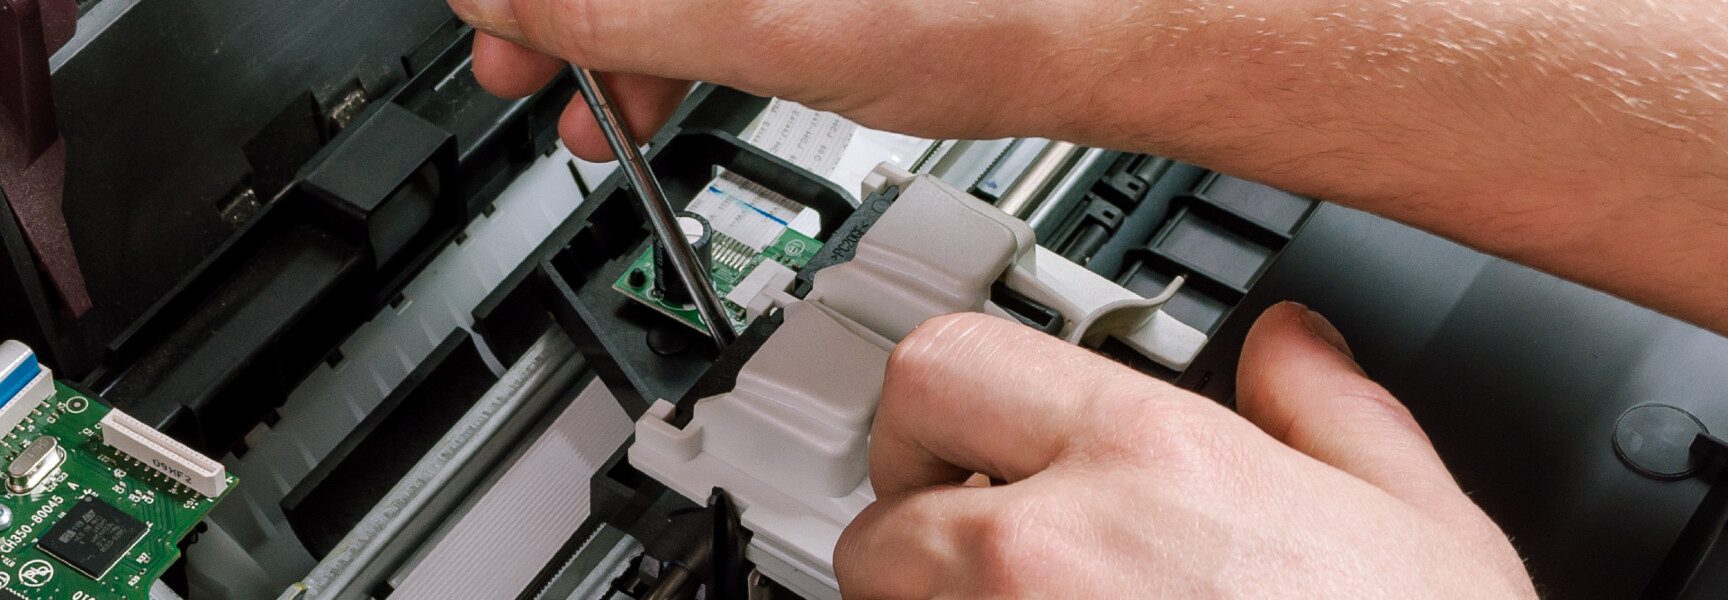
[
  {"left": 100, "top": 409, "right": 229, "bottom": 497},
  {"left": 0, "top": 340, "right": 55, "bottom": 438},
  {"left": 0, "top": 370, "right": 54, "bottom": 439},
  {"left": 724, "top": 259, "right": 798, "bottom": 324}
]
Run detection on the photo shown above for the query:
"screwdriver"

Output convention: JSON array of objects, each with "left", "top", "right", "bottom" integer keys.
[{"left": 572, "top": 68, "right": 737, "bottom": 349}]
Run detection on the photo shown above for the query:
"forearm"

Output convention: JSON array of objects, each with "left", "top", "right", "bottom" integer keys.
[
  {"left": 1049, "top": 0, "right": 1728, "bottom": 331},
  {"left": 453, "top": 0, "right": 1728, "bottom": 330}
]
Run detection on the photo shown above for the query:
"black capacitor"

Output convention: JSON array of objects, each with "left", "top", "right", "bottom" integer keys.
[{"left": 653, "top": 212, "right": 714, "bottom": 305}]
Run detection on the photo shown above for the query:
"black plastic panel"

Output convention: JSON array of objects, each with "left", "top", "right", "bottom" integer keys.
[
  {"left": 280, "top": 330, "right": 498, "bottom": 559},
  {"left": 473, "top": 86, "right": 856, "bottom": 417},
  {"left": 71, "top": 25, "right": 575, "bottom": 454},
  {"left": 19, "top": 0, "right": 457, "bottom": 376},
  {"left": 1040, "top": 162, "right": 1318, "bottom": 339},
  {"left": 1182, "top": 204, "right": 1728, "bottom": 599}
]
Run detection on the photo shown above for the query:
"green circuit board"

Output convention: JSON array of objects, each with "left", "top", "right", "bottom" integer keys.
[
  {"left": 0, "top": 383, "right": 234, "bottom": 600},
  {"left": 614, "top": 227, "right": 823, "bottom": 335}
]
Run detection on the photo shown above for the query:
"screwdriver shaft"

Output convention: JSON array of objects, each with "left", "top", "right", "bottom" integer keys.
[{"left": 573, "top": 68, "right": 737, "bottom": 349}]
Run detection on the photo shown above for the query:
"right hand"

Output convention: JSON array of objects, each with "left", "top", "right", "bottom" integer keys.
[
  {"left": 449, "top": 0, "right": 1131, "bottom": 160},
  {"left": 448, "top": 0, "right": 1728, "bottom": 336}
]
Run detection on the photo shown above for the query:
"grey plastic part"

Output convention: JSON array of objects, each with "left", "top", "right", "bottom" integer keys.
[
  {"left": 187, "top": 521, "right": 280, "bottom": 600},
  {"left": 633, "top": 301, "right": 891, "bottom": 600},
  {"left": 149, "top": 579, "right": 186, "bottom": 600},
  {"left": 194, "top": 146, "right": 587, "bottom": 595},
  {"left": 635, "top": 301, "right": 893, "bottom": 502},
  {"left": 1005, "top": 247, "right": 1205, "bottom": 369},
  {"left": 635, "top": 165, "right": 1211, "bottom": 599},
  {"left": 726, "top": 259, "right": 798, "bottom": 325},
  {"left": 813, "top": 164, "right": 1032, "bottom": 342},
  {"left": 391, "top": 378, "right": 633, "bottom": 598},
  {"left": 286, "top": 331, "right": 584, "bottom": 600},
  {"left": 851, "top": 164, "right": 1206, "bottom": 368}
]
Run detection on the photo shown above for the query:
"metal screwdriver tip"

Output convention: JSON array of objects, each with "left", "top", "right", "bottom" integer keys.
[{"left": 572, "top": 68, "right": 737, "bottom": 349}]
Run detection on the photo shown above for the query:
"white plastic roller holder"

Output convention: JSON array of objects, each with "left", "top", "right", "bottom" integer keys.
[{"left": 630, "top": 163, "right": 1209, "bottom": 599}]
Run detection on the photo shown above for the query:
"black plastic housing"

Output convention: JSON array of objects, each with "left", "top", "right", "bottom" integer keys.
[
  {"left": 28, "top": 24, "right": 575, "bottom": 453},
  {"left": 473, "top": 87, "right": 856, "bottom": 417},
  {"left": 280, "top": 330, "right": 498, "bottom": 559}
]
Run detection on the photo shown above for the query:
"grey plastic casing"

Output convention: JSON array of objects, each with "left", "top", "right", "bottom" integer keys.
[{"left": 630, "top": 164, "right": 1206, "bottom": 599}]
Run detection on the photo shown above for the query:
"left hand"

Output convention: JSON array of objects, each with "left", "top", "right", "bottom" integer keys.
[{"left": 834, "top": 304, "right": 1535, "bottom": 599}]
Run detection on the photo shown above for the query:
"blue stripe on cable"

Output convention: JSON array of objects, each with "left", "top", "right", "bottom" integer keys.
[{"left": 0, "top": 353, "right": 39, "bottom": 409}]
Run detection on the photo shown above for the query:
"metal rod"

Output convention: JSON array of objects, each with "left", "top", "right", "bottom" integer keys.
[
  {"left": 996, "top": 141, "right": 1083, "bottom": 219},
  {"left": 572, "top": 68, "right": 736, "bottom": 348},
  {"left": 973, "top": 138, "right": 1044, "bottom": 201},
  {"left": 1026, "top": 147, "right": 1112, "bottom": 234},
  {"left": 641, "top": 564, "right": 698, "bottom": 600}
]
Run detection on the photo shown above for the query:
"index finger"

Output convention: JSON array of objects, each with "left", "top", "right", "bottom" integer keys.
[
  {"left": 870, "top": 313, "right": 1207, "bottom": 499},
  {"left": 449, "top": 0, "right": 741, "bottom": 80},
  {"left": 471, "top": 33, "right": 567, "bottom": 98}
]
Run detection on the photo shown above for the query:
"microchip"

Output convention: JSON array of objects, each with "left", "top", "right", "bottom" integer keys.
[
  {"left": 38, "top": 497, "right": 150, "bottom": 579},
  {"left": 0, "top": 588, "right": 28, "bottom": 600}
]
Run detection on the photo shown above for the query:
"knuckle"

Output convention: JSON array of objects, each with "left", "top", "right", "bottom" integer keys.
[
  {"left": 1126, "top": 412, "right": 1232, "bottom": 474},
  {"left": 832, "top": 501, "right": 889, "bottom": 573},
  {"left": 883, "top": 314, "right": 1007, "bottom": 402},
  {"left": 835, "top": 495, "right": 954, "bottom": 598},
  {"left": 1326, "top": 372, "right": 1400, "bottom": 406},
  {"left": 1343, "top": 382, "right": 1418, "bottom": 424},
  {"left": 1310, "top": 379, "right": 1427, "bottom": 440},
  {"left": 1084, "top": 381, "right": 1235, "bottom": 474},
  {"left": 963, "top": 494, "right": 1079, "bottom": 594}
]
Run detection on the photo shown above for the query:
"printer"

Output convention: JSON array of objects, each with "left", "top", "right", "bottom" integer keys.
[{"left": 0, "top": 0, "right": 1724, "bottom": 598}]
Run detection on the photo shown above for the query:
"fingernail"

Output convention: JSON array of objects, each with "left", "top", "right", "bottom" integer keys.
[{"left": 1298, "top": 306, "right": 1355, "bottom": 361}]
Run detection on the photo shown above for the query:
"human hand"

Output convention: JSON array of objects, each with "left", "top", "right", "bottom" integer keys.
[
  {"left": 834, "top": 304, "right": 1536, "bottom": 598},
  {"left": 447, "top": 0, "right": 1728, "bottom": 336},
  {"left": 446, "top": 0, "right": 1131, "bottom": 161}
]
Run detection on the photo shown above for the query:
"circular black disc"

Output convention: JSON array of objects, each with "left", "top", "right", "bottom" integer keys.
[
  {"left": 646, "top": 323, "right": 696, "bottom": 357},
  {"left": 1613, "top": 403, "right": 1709, "bottom": 481}
]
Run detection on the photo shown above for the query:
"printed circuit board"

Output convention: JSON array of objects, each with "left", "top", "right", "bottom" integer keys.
[
  {"left": 0, "top": 382, "right": 233, "bottom": 599},
  {"left": 613, "top": 228, "right": 822, "bottom": 335}
]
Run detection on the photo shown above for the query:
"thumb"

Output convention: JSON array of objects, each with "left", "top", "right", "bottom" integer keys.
[{"left": 1236, "top": 302, "right": 1477, "bottom": 525}]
